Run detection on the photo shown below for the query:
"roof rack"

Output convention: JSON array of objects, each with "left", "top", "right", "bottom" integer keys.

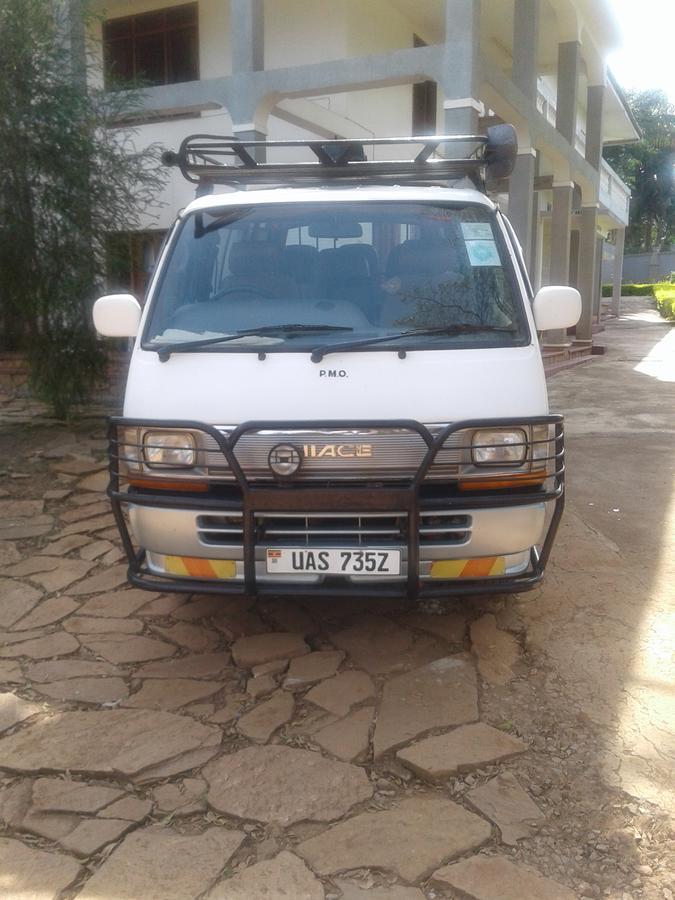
[{"left": 162, "top": 125, "right": 518, "bottom": 194}]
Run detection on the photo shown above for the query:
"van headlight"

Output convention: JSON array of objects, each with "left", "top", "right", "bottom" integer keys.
[
  {"left": 471, "top": 429, "right": 527, "bottom": 466},
  {"left": 142, "top": 431, "right": 197, "bottom": 468}
]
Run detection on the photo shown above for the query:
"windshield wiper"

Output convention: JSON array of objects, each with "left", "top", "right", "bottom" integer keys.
[
  {"left": 310, "top": 324, "right": 516, "bottom": 362},
  {"left": 154, "top": 324, "right": 354, "bottom": 362}
]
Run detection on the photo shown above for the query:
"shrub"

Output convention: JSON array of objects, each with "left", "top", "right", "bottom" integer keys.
[
  {"left": 600, "top": 281, "right": 675, "bottom": 320},
  {"left": 0, "top": 0, "right": 165, "bottom": 418},
  {"left": 601, "top": 283, "right": 657, "bottom": 297},
  {"left": 654, "top": 283, "right": 675, "bottom": 320}
]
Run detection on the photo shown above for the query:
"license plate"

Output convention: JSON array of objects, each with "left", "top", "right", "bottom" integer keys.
[{"left": 266, "top": 548, "right": 401, "bottom": 576}]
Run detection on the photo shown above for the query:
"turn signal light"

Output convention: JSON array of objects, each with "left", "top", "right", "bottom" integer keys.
[
  {"left": 127, "top": 477, "right": 208, "bottom": 492},
  {"left": 458, "top": 472, "right": 546, "bottom": 491}
]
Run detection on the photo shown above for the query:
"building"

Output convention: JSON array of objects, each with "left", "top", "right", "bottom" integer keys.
[{"left": 88, "top": 0, "right": 638, "bottom": 348}]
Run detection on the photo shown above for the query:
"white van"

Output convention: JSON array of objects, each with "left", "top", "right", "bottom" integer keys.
[{"left": 94, "top": 128, "right": 580, "bottom": 600}]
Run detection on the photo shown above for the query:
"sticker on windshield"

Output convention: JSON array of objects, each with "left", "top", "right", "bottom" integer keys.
[
  {"left": 461, "top": 222, "right": 494, "bottom": 240},
  {"left": 466, "top": 240, "right": 501, "bottom": 267}
]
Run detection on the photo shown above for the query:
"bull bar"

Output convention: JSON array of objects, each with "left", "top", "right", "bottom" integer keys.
[{"left": 106, "top": 415, "right": 565, "bottom": 600}]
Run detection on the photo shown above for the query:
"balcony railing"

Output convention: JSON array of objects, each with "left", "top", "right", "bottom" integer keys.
[{"left": 600, "top": 159, "right": 631, "bottom": 225}]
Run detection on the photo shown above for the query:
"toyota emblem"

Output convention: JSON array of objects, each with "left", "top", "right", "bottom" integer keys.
[{"left": 268, "top": 443, "right": 302, "bottom": 478}]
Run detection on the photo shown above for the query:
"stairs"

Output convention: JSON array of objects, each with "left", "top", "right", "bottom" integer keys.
[{"left": 542, "top": 341, "right": 595, "bottom": 377}]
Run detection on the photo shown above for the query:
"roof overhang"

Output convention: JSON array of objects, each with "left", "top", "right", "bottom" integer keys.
[{"left": 602, "top": 70, "right": 641, "bottom": 146}]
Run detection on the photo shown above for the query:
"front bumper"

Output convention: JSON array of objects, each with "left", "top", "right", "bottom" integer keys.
[{"left": 107, "top": 415, "right": 565, "bottom": 599}]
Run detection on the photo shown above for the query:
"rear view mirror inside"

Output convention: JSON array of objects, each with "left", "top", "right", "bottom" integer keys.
[{"left": 308, "top": 218, "right": 363, "bottom": 239}]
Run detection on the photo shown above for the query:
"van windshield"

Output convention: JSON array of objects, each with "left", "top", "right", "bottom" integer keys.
[{"left": 144, "top": 202, "right": 529, "bottom": 353}]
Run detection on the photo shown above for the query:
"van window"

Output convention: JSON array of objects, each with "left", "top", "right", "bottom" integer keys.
[{"left": 144, "top": 202, "right": 529, "bottom": 351}]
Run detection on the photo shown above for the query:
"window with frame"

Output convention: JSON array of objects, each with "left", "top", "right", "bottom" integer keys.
[{"left": 103, "top": 3, "right": 199, "bottom": 89}]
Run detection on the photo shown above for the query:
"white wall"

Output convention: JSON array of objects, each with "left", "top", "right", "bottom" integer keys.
[
  {"left": 128, "top": 114, "right": 233, "bottom": 229},
  {"left": 264, "top": 0, "right": 348, "bottom": 69},
  {"left": 266, "top": 0, "right": 418, "bottom": 155},
  {"left": 342, "top": 0, "right": 415, "bottom": 148},
  {"left": 93, "top": 0, "right": 426, "bottom": 228}
]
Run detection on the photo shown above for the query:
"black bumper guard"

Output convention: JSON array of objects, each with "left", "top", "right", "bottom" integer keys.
[{"left": 107, "top": 415, "right": 565, "bottom": 599}]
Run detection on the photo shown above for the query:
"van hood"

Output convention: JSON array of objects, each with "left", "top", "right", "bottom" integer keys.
[{"left": 123, "top": 344, "right": 548, "bottom": 423}]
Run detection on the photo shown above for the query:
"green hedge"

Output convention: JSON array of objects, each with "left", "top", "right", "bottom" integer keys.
[
  {"left": 654, "top": 283, "right": 675, "bottom": 320},
  {"left": 601, "top": 282, "right": 657, "bottom": 297},
  {"left": 600, "top": 282, "right": 675, "bottom": 320}
]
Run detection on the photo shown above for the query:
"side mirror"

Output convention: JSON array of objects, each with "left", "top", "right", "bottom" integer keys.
[
  {"left": 93, "top": 293, "right": 142, "bottom": 338},
  {"left": 532, "top": 286, "right": 582, "bottom": 332}
]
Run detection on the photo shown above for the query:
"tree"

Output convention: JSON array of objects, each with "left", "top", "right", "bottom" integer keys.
[
  {"left": 604, "top": 89, "right": 675, "bottom": 253},
  {"left": 0, "top": 0, "right": 165, "bottom": 417}
]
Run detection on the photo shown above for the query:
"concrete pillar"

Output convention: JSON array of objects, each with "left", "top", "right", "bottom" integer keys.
[
  {"left": 227, "top": 0, "right": 267, "bottom": 163},
  {"left": 443, "top": 99, "right": 481, "bottom": 137},
  {"left": 230, "top": 0, "right": 264, "bottom": 73},
  {"left": 550, "top": 184, "right": 573, "bottom": 284},
  {"left": 442, "top": 0, "right": 481, "bottom": 140},
  {"left": 593, "top": 236, "right": 604, "bottom": 320},
  {"left": 509, "top": 150, "right": 536, "bottom": 270},
  {"left": 545, "top": 182, "right": 574, "bottom": 344},
  {"left": 569, "top": 228, "right": 580, "bottom": 287},
  {"left": 585, "top": 84, "right": 605, "bottom": 170},
  {"left": 512, "top": 0, "right": 540, "bottom": 99},
  {"left": 555, "top": 41, "right": 580, "bottom": 145},
  {"left": 611, "top": 226, "right": 626, "bottom": 317},
  {"left": 530, "top": 166, "right": 541, "bottom": 289},
  {"left": 577, "top": 204, "right": 599, "bottom": 341},
  {"left": 530, "top": 191, "right": 539, "bottom": 282},
  {"left": 56, "top": 0, "right": 87, "bottom": 85},
  {"left": 231, "top": 127, "right": 267, "bottom": 163}
]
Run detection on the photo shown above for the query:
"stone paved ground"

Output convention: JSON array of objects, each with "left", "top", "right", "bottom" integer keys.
[{"left": 0, "top": 299, "right": 673, "bottom": 899}]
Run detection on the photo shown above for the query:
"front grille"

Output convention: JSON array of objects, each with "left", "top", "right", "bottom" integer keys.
[
  {"left": 200, "top": 427, "right": 464, "bottom": 481},
  {"left": 419, "top": 512, "right": 472, "bottom": 542},
  {"left": 197, "top": 511, "right": 471, "bottom": 547},
  {"left": 198, "top": 514, "right": 243, "bottom": 543}
]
